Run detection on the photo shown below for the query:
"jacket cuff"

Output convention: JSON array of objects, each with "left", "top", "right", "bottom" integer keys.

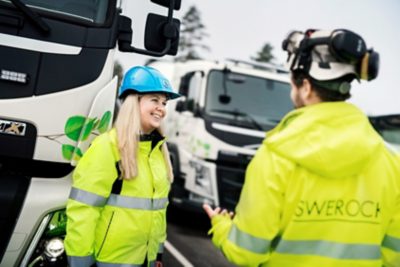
[{"left": 209, "top": 213, "right": 231, "bottom": 234}]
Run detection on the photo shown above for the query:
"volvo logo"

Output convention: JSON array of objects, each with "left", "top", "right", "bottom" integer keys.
[
  {"left": 0, "top": 69, "right": 29, "bottom": 84},
  {"left": 162, "top": 78, "right": 170, "bottom": 89},
  {"left": 0, "top": 119, "right": 26, "bottom": 136}
]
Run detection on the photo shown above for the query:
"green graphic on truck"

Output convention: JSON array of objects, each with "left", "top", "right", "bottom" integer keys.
[{"left": 62, "top": 111, "right": 112, "bottom": 161}]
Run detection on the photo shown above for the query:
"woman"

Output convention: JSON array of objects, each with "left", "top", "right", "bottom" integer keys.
[{"left": 64, "top": 66, "right": 181, "bottom": 267}]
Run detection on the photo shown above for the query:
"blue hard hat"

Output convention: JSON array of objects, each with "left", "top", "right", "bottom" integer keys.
[{"left": 118, "top": 66, "right": 181, "bottom": 100}]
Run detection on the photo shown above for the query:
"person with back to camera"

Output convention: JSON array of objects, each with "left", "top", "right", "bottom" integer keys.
[
  {"left": 64, "top": 66, "right": 181, "bottom": 267},
  {"left": 203, "top": 29, "right": 400, "bottom": 267}
]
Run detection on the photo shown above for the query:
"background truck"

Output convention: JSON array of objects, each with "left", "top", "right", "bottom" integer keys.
[
  {"left": 369, "top": 114, "right": 400, "bottom": 152},
  {"left": 148, "top": 59, "right": 294, "bottom": 212},
  {"left": 0, "top": 0, "right": 181, "bottom": 266}
]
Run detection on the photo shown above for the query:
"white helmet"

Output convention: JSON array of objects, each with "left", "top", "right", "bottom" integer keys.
[{"left": 282, "top": 29, "right": 379, "bottom": 83}]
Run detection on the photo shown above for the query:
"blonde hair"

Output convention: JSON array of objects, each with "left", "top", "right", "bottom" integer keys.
[{"left": 114, "top": 94, "right": 174, "bottom": 182}]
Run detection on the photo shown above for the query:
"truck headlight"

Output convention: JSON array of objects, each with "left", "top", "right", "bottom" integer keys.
[
  {"left": 44, "top": 237, "right": 65, "bottom": 262},
  {"left": 22, "top": 210, "right": 68, "bottom": 267},
  {"left": 189, "top": 160, "right": 213, "bottom": 195}
]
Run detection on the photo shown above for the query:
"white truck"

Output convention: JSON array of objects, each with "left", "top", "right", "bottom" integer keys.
[
  {"left": 0, "top": 0, "right": 181, "bottom": 266},
  {"left": 369, "top": 114, "right": 400, "bottom": 152},
  {"left": 148, "top": 59, "right": 294, "bottom": 212}
]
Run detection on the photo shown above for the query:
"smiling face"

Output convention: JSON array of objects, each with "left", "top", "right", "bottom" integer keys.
[{"left": 139, "top": 93, "right": 168, "bottom": 134}]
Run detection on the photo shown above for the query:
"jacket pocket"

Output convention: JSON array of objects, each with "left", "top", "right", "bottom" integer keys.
[{"left": 96, "top": 211, "right": 115, "bottom": 257}]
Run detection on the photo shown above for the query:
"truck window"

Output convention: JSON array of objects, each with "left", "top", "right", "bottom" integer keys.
[
  {"left": 205, "top": 70, "right": 293, "bottom": 131},
  {"left": 381, "top": 129, "right": 400, "bottom": 146},
  {"left": 2, "top": 0, "right": 109, "bottom": 24},
  {"left": 187, "top": 72, "right": 202, "bottom": 101},
  {"left": 370, "top": 115, "right": 400, "bottom": 150}
]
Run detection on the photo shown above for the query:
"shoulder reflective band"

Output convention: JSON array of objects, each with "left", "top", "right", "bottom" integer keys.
[
  {"left": 96, "top": 262, "right": 142, "bottom": 267},
  {"left": 67, "top": 255, "right": 95, "bottom": 266},
  {"left": 107, "top": 194, "right": 168, "bottom": 210},
  {"left": 276, "top": 239, "right": 380, "bottom": 259},
  {"left": 228, "top": 224, "right": 271, "bottom": 254},
  {"left": 69, "top": 187, "right": 108, "bottom": 207},
  {"left": 383, "top": 235, "right": 400, "bottom": 252}
]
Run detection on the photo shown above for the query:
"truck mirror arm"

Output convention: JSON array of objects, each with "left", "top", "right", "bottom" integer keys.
[{"left": 119, "top": 38, "right": 172, "bottom": 57}]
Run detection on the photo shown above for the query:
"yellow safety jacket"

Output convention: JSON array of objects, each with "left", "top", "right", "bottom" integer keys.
[
  {"left": 65, "top": 128, "right": 170, "bottom": 267},
  {"left": 209, "top": 102, "right": 400, "bottom": 267}
]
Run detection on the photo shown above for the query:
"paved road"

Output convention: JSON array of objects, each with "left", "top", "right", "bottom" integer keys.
[{"left": 163, "top": 207, "right": 236, "bottom": 267}]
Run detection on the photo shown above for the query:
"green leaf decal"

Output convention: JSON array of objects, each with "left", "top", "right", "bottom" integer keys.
[
  {"left": 98, "top": 111, "right": 112, "bottom": 133},
  {"left": 62, "top": 144, "right": 75, "bottom": 160},
  {"left": 65, "top": 116, "right": 86, "bottom": 141},
  {"left": 93, "top": 118, "right": 100, "bottom": 130},
  {"left": 75, "top": 147, "right": 83, "bottom": 157},
  {"left": 72, "top": 147, "right": 83, "bottom": 161},
  {"left": 80, "top": 118, "right": 96, "bottom": 141}
]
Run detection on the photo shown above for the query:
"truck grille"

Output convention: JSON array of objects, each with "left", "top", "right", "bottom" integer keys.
[{"left": 216, "top": 151, "right": 253, "bottom": 211}]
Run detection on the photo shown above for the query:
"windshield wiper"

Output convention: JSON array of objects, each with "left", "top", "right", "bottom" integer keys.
[
  {"left": 209, "top": 109, "right": 263, "bottom": 131},
  {"left": 10, "top": 0, "right": 50, "bottom": 34}
]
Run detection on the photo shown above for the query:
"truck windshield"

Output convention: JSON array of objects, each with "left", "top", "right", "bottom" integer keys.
[
  {"left": 204, "top": 70, "right": 293, "bottom": 131},
  {"left": 370, "top": 115, "right": 400, "bottom": 150},
  {"left": 1, "top": 0, "right": 109, "bottom": 23}
]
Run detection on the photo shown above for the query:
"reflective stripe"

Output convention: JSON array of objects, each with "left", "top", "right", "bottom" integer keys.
[
  {"left": 69, "top": 187, "right": 107, "bottom": 207},
  {"left": 153, "top": 198, "right": 169, "bottom": 210},
  {"left": 68, "top": 255, "right": 95, "bottom": 266},
  {"left": 158, "top": 243, "right": 164, "bottom": 253},
  {"left": 228, "top": 224, "right": 271, "bottom": 254},
  {"left": 97, "top": 262, "right": 142, "bottom": 267},
  {"left": 107, "top": 194, "right": 168, "bottom": 210},
  {"left": 383, "top": 235, "right": 400, "bottom": 252},
  {"left": 276, "top": 240, "right": 381, "bottom": 259}
]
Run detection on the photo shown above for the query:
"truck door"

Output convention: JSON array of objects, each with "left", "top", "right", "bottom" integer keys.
[{"left": 172, "top": 71, "right": 203, "bottom": 140}]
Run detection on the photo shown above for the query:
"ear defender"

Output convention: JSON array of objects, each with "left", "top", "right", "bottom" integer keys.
[
  {"left": 360, "top": 49, "right": 379, "bottom": 81},
  {"left": 329, "top": 30, "right": 379, "bottom": 81},
  {"left": 282, "top": 28, "right": 380, "bottom": 83},
  {"left": 329, "top": 30, "right": 367, "bottom": 64}
]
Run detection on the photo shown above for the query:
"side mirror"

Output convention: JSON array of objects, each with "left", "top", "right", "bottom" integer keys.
[
  {"left": 175, "top": 99, "right": 202, "bottom": 116},
  {"left": 145, "top": 13, "right": 180, "bottom": 56},
  {"left": 175, "top": 100, "right": 186, "bottom": 112},
  {"left": 117, "top": 0, "right": 181, "bottom": 57},
  {"left": 219, "top": 94, "right": 231, "bottom": 104},
  {"left": 151, "top": 0, "right": 181, "bottom": 10}
]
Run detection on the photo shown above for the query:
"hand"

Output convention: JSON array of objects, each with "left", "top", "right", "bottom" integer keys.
[
  {"left": 155, "top": 261, "right": 163, "bottom": 267},
  {"left": 203, "top": 203, "right": 234, "bottom": 219}
]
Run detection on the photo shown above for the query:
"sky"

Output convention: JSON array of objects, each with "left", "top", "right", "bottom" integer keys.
[{"left": 115, "top": 0, "right": 400, "bottom": 116}]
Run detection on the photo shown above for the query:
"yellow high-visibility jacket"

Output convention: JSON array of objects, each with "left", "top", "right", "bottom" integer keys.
[
  {"left": 65, "top": 128, "right": 170, "bottom": 267},
  {"left": 210, "top": 102, "right": 400, "bottom": 267}
]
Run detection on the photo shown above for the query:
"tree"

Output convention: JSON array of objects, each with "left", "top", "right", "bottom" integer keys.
[
  {"left": 251, "top": 43, "right": 275, "bottom": 63},
  {"left": 113, "top": 60, "right": 124, "bottom": 88},
  {"left": 176, "top": 5, "right": 210, "bottom": 61}
]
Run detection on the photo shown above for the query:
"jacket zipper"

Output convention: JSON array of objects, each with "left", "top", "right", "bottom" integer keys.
[
  {"left": 144, "top": 149, "right": 155, "bottom": 264},
  {"left": 97, "top": 211, "right": 115, "bottom": 257}
]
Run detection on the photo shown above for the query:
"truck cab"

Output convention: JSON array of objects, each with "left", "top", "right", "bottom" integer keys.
[
  {"left": 0, "top": 0, "right": 181, "bottom": 266},
  {"left": 369, "top": 114, "right": 400, "bottom": 152},
  {"left": 149, "top": 59, "right": 293, "bottom": 212}
]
